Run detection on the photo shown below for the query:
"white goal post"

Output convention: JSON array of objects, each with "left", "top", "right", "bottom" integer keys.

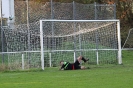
[{"left": 40, "top": 19, "right": 122, "bottom": 70}]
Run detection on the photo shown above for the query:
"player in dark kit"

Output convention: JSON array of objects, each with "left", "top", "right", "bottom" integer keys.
[{"left": 59, "top": 56, "right": 89, "bottom": 70}]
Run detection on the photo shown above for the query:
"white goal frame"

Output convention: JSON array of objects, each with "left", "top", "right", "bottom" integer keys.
[{"left": 40, "top": 19, "right": 122, "bottom": 70}]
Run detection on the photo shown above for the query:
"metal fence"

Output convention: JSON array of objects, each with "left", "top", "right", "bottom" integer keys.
[
  {"left": 14, "top": 1, "right": 116, "bottom": 25},
  {"left": 0, "top": 1, "right": 116, "bottom": 69}
]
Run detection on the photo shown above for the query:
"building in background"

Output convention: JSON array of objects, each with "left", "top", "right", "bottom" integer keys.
[{"left": 0, "top": 0, "right": 14, "bottom": 28}]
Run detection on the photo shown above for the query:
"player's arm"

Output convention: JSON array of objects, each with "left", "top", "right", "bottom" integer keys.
[
  {"left": 59, "top": 64, "right": 65, "bottom": 70},
  {"left": 59, "top": 68, "right": 64, "bottom": 70}
]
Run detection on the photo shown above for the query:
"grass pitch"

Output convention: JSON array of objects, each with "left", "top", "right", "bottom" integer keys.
[{"left": 0, "top": 50, "right": 133, "bottom": 88}]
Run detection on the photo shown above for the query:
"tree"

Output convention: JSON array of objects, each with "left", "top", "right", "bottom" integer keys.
[{"left": 116, "top": 0, "right": 133, "bottom": 47}]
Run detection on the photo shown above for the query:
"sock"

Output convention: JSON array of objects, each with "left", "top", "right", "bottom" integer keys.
[{"left": 82, "top": 57, "right": 87, "bottom": 62}]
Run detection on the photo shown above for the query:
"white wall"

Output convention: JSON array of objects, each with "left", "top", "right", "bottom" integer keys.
[
  {"left": 2, "top": 0, "right": 9, "bottom": 18},
  {"left": 0, "top": 0, "right": 14, "bottom": 27}
]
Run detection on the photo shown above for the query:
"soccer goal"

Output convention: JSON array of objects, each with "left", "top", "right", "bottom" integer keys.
[{"left": 40, "top": 19, "right": 122, "bottom": 70}]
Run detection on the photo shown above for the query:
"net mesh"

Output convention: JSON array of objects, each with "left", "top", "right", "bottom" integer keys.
[
  {"left": 3, "top": 20, "right": 118, "bottom": 70},
  {"left": 41, "top": 20, "right": 118, "bottom": 66},
  {"left": 3, "top": 21, "right": 41, "bottom": 70}
]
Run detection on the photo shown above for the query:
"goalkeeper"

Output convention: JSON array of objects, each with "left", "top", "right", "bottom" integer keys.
[{"left": 59, "top": 56, "right": 89, "bottom": 70}]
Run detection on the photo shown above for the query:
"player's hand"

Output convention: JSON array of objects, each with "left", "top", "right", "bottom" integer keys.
[{"left": 59, "top": 68, "right": 64, "bottom": 71}]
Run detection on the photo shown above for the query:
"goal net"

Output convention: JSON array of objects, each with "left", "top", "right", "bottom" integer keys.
[
  {"left": 3, "top": 20, "right": 121, "bottom": 70},
  {"left": 40, "top": 20, "right": 122, "bottom": 69}
]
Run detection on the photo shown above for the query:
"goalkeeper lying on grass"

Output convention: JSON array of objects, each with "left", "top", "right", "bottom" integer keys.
[{"left": 59, "top": 56, "right": 89, "bottom": 70}]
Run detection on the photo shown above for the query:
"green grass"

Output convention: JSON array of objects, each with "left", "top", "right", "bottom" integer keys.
[{"left": 0, "top": 50, "right": 133, "bottom": 88}]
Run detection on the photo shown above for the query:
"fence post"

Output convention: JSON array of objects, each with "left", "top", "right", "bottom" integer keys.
[
  {"left": 94, "top": 2, "right": 97, "bottom": 20},
  {"left": 114, "top": 4, "right": 116, "bottom": 19},
  {"left": 22, "top": 53, "right": 24, "bottom": 70},
  {"left": 49, "top": 53, "right": 52, "bottom": 67},
  {"left": 73, "top": 1, "right": 76, "bottom": 62},
  {"left": 94, "top": 2, "right": 99, "bottom": 65}
]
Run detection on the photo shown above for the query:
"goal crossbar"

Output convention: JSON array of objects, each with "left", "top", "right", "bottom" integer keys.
[{"left": 40, "top": 19, "right": 120, "bottom": 22}]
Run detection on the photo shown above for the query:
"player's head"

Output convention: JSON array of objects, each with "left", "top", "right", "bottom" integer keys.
[{"left": 60, "top": 61, "right": 64, "bottom": 66}]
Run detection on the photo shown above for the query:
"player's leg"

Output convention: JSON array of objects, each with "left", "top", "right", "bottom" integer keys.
[
  {"left": 80, "top": 66, "right": 90, "bottom": 70},
  {"left": 74, "top": 56, "right": 89, "bottom": 70},
  {"left": 77, "top": 56, "right": 89, "bottom": 63},
  {"left": 80, "top": 66, "right": 86, "bottom": 69}
]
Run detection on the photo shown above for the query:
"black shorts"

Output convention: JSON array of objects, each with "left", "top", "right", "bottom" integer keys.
[
  {"left": 66, "top": 60, "right": 81, "bottom": 70},
  {"left": 73, "top": 60, "right": 81, "bottom": 69}
]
